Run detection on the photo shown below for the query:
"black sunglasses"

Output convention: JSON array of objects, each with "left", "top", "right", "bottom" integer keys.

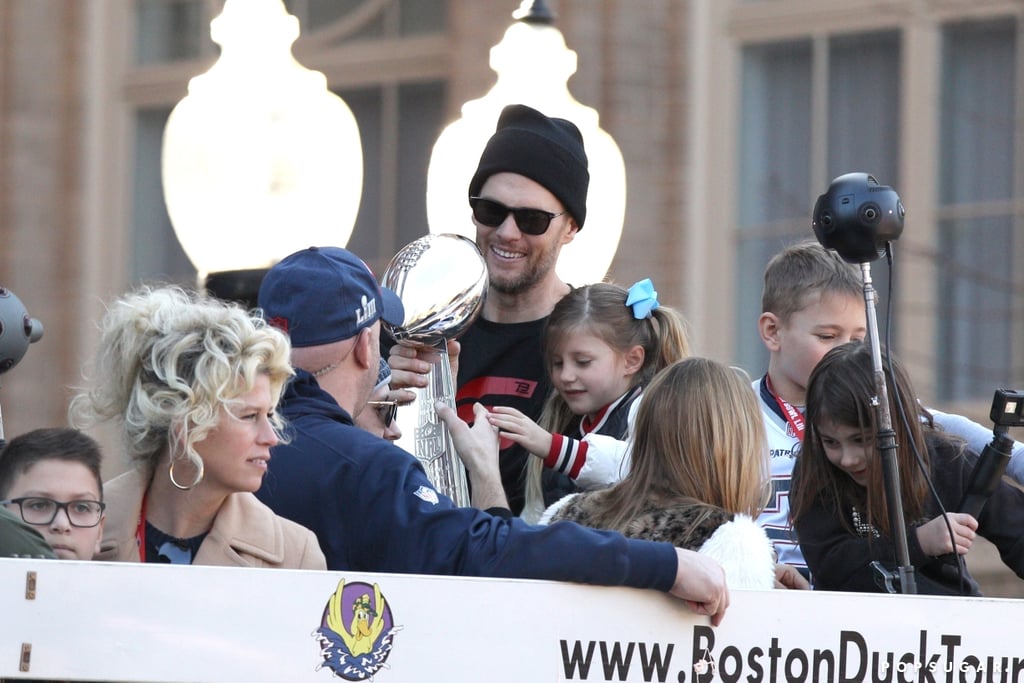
[
  {"left": 366, "top": 400, "right": 399, "bottom": 428},
  {"left": 469, "top": 196, "right": 565, "bottom": 236}
]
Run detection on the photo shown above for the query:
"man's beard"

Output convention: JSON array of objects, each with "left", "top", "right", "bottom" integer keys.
[
  {"left": 489, "top": 268, "right": 540, "bottom": 295},
  {"left": 488, "top": 249, "right": 558, "bottom": 296}
]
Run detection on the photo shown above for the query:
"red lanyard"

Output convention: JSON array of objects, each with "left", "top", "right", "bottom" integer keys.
[
  {"left": 765, "top": 375, "right": 805, "bottom": 440},
  {"left": 135, "top": 495, "right": 147, "bottom": 563}
]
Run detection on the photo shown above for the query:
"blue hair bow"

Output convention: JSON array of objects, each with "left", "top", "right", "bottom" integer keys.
[{"left": 625, "top": 278, "right": 659, "bottom": 319}]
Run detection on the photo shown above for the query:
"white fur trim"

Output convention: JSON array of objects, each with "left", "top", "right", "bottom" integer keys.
[
  {"left": 537, "top": 493, "right": 579, "bottom": 526},
  {"left": 697, "top": 514, "right": 776, "bottom": 590}
]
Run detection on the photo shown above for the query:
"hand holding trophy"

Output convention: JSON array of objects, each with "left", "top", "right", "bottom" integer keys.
[{"left": 381, "top": 234, "right": 488, "bottom": 506}]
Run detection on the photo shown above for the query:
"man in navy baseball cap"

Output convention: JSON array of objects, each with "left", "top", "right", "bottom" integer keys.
[
  {"left": 257, "top": 245, "right": 404, "bottom": 436},
  {"left": 259, "top": 245, "right": 404, "bottom": 348}
]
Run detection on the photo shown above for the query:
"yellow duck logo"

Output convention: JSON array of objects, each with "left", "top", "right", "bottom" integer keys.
[
  {"left": 315, "top": 578, "right": 400, "bottom": 681},
  {"left": 332, "top": 583, "right": 386, "bottom": 656}
]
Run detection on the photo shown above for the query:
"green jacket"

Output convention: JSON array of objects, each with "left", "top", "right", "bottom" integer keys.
[{"left": 0, "top": 505, "right": 55, "bottom": 558}]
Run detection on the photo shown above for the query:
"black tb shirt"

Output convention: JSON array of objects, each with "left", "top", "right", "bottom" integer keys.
[{"left": 456, "top": 316, "right": 576, "bottom": 515}]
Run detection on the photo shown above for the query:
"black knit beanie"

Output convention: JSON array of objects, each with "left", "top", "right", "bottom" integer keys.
[{"left": 468, "top": 104, "right": 590, "bottom": 229}]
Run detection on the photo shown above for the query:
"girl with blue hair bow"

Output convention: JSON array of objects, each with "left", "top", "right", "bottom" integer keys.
[{"left": 486, "top": 279, "right": 691, "bottom": 523}]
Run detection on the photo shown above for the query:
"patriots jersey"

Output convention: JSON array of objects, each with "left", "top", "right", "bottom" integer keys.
[{"left": 753, "top": 376, "right": 806, "bottom": 573}]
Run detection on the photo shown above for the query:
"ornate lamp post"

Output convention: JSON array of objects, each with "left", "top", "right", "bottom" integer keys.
[
  {"left": 162, "top": 0, "right": 363, "bottom": 306},
  {"left": 426, "top": 0, "right": 626, "bottom": 285}
]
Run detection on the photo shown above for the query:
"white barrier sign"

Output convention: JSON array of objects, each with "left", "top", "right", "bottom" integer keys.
[{"left": 1, "top": 558, "right": 1022, "bottom": 682}]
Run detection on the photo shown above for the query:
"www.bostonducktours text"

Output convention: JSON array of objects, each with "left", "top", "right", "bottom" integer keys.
[{"left": 558, "top": 627, "right": 1023, "bottom": 683}]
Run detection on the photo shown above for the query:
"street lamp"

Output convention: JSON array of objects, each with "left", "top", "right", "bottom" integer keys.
[
  {"left": 426, "top": 0, "right": 626, "bottom": 285},
  {"left": 162, "top": 0, "right": 363, "bottom": 307}
]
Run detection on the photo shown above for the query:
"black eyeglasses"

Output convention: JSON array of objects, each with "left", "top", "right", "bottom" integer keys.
[
  {"left": 1, "top": 497, "right": 105, "bottom": 528},
  {"left": 366, "top": 400, "right": 399, "bottom": 428},
  {"left": 469, "top": 196, "right": 565, "bottom": 236}
]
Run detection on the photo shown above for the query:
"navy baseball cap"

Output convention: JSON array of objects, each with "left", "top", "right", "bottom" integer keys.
[{"left": 258, "top": 246, "right": 404, "bottom": 348}]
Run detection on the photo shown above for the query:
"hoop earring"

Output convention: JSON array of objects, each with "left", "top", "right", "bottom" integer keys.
[{"left": 168, "top": 458, "right": 204, "bottom": 491}]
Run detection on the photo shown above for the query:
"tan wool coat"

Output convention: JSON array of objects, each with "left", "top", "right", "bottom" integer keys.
[{"left": 97, "top": 468, "right": 326, "bottom": 570}]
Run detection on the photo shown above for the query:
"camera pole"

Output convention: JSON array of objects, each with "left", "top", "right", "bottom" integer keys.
[
  {"left": 813, "top": 172, "right": 916, "bottom": 594},
  {"left": 859, "top": 260, "right": 917, "bottom": 594}
]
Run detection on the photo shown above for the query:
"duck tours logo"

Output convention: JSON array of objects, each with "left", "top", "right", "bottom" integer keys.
[{"left": 315, "top": 579, "right": 401, "bottom": 680}]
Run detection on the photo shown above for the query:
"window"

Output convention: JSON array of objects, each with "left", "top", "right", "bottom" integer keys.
[
  {"left": 341, "top": 82, "right": 446, "bottom": 272},
  {"left": 730, "top": 1, "right": 1024, "bottom": 403},
  {"left": 736, "top": 31, "right": 899, "bottom": 374},
  {"left": 937, "top": 19, "right": 1022, "bottom": 399},
  {"left": 135, "top": 0, "right": 212, "bottom": 65}
]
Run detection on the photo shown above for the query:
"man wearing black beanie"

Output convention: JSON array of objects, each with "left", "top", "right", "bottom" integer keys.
[
  {"left": 391, "top": 104, "right": 588, "bottom": 515},
  {"left": 467, "top": 103, "right": 589, "bottom": 231}
]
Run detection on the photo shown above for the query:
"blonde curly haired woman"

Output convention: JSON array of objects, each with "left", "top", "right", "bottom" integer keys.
[{"left": 72, "top": 286, "right": 324, "bottom": 569}]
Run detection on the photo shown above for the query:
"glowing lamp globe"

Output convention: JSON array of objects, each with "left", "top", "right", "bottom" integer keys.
[
  {"left": 162, "top": 0, "right": 363, "bottom": 281},
  {"left": 426, "top": 8, "right": 626, "bottom": 286}
]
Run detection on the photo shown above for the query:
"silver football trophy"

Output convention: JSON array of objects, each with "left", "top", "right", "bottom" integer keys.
[{"left": 381, "top": 234, "right": 487, "bottom": 506}]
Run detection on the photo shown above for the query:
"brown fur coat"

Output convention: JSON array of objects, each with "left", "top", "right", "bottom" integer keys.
[
  {"left": 541, "top": 491, "right": 776, "bottom": 590},
  {"left": 544, "top": 490, "right": 731, "bottom": 551}
]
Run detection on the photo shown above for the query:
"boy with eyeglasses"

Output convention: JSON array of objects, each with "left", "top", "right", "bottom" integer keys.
[
  {"left": 390, "top": 103, "right": 589, "bottom": 515},
  {"left": 0, "top": 427, "right": 106, "bottom": 560}
]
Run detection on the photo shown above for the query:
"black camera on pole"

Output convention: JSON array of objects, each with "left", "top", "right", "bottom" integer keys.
[{"left": 812, "top": 172, "right": 905, "bottom": 264}]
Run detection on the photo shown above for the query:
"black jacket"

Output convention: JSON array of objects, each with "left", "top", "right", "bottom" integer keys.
[{"left": 795, "top": 434, "right": 1024, "bottom": 595}]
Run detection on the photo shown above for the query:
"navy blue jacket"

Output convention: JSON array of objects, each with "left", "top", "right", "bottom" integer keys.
[{"left": 257, "top": 369, "right": 677, "bottom": 590}]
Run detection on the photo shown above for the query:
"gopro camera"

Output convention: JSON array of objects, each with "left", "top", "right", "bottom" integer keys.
[{"left": 990, "top": 389, "right": 1024, "bottom": 428}]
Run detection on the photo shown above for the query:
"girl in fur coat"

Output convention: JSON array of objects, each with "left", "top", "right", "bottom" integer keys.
[{"left": 539, "top": 357, "right": 777, "bottom": 590}]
